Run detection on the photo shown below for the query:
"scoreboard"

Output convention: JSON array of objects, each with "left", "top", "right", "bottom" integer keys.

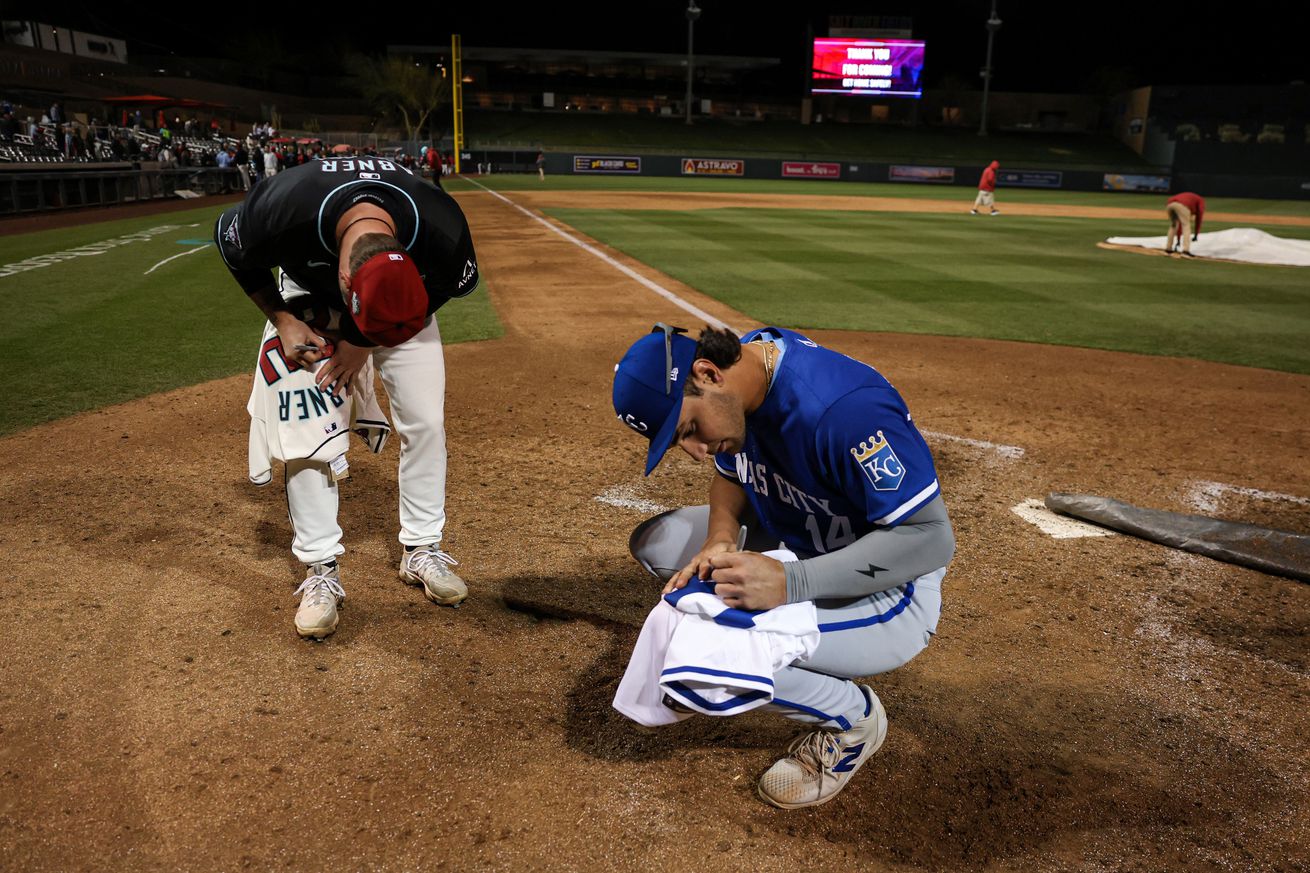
[{"left": 811, "top": 38, "right": 925, "bottom": 98}]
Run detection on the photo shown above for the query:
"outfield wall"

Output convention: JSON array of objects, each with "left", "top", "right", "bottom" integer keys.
[
  {"left": 0, "top": 165, "right": 247, "bottom": 214},
  {"left": 476, "top": 151, "right": 1310, "bottom": 200}
]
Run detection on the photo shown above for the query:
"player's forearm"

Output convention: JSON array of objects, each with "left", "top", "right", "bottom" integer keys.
[
  {"left": 705, "top": 475, "right": 749, "bottom": 547},
  {"left": 231, "top": 269, "right": 289, "bottom": 322},
  {"left": 783, "top": 495, "right": 955, "bottom": 602}
]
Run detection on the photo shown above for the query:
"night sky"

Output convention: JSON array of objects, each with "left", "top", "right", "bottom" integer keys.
[{"left": 55, "top": 2, "right": 1308, "bottom": 94}]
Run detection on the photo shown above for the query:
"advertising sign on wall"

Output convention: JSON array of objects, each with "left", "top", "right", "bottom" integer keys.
[
  {"left": 681, "top": 158, "right": 745, "bottom": 176},
  {"left": 889, "top": 165, "right": 955, "bottom": 184},
  {"left": 782, "top": 161, "right": 842, "bottom": 179},
  {"left": 1103, "top": 173, "right": 1171, "bottom": 193},
  {"left": 998, "top": 170, "right": 1063, "bottom": 189},
  {"left": 573, "top": 155, "right": 642, "bottom": 174}
]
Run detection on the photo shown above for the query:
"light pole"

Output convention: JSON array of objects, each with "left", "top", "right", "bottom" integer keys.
[
  {"left": 685, "top": 0, "right": 701, "bottom": 125},
  {"left": 978, "top": 0, "right": 1001, "bottom": 136}
]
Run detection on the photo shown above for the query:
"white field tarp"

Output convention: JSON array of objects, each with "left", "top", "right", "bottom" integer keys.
[{"left": 1104, "top": 227, "right": 1310, "bottom": 267}]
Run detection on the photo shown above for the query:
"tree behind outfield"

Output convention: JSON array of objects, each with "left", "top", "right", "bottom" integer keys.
[{"left": 350, "top": 54, "right": 450, "bottom": 142}]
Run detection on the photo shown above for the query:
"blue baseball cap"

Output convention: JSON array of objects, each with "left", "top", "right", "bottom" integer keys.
[{"left": 613, "top": 323, "right": 698, "bottom": 476}]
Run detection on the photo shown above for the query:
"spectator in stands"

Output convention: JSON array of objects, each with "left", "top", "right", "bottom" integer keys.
[
  {"left": 49, "top": 102, "right": 63, "bottom": 125},
  {"left": 263, "top": 147, "right": 279, "bottom": 179},
  {"left": 0, "top": 112, "right": 17, "bottom": 139},
  {"left": 160, "top": 123, "right": 173, "bottom": 147},
  {"left": 26, "top": 117, "right": 37, "bottom": 139}
]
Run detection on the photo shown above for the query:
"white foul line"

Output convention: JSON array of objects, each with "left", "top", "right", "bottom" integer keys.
[
  {"left": 465, "top": 178, "right": 1034, "bottom": 469},
  {"left": 461, "top": 177, "right": 733, "bottom": 331},
  {"left": 144, "top": 243, "right": 212, "bottom": 275},
  {"left": 1186, "top": 480, "right": 1310, "bottom": 513},
  {"left": 594, "top": 485, "right": 670, "bottom": 515},
  {"left": 920, "top": 430, "right": 1025, "bottom": 460}
]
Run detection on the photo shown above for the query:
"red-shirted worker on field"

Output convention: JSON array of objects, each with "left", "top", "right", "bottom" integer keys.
[
  {"left": 1165, "top": 192, "right": 1206, "bottom": 257},
  {"left": 971, "top": 160, "right": 1000, "bottom": 215}
]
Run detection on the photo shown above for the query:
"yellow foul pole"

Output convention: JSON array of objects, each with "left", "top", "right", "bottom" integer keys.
[{"left": 451, "top": 34, "right": 464, "bottom": 175}]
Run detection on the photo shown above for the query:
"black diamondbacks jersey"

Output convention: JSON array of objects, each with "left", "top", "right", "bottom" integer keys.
[{"left": 214, "top": 157, "right": 478, "bottom": 346}]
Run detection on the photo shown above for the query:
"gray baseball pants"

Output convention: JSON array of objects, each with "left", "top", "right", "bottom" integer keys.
[{"left": 630, "top": 505, "right": 945, "bottom": 730}]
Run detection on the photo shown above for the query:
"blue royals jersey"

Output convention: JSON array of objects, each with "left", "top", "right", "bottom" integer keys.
[{"left": 714, "top": 327, "right": 940, "bottom": 559}]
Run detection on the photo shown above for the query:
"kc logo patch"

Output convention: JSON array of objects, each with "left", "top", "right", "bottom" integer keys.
[{"left": 851, "top": 431, "right": 905, "bottom": 491}]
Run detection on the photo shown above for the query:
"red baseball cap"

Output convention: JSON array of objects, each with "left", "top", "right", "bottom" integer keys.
[{"left": 349, "top": 251, "right": 427, "bottom": 346}]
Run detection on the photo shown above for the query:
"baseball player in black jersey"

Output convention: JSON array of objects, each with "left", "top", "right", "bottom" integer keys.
[{"left": 215, "top": 157, "right": 481, "bottom": 639}]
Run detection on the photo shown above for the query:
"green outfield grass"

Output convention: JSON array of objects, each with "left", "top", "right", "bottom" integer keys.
[
  {"left": 0, "top": 204, "right": 503, "bottom": 436},
  {"left": 542, "top": 204, "right": 1310, "bottom": 374},
  {"left": 448, "top": 174, "right": 1310, "bottom": 217}
]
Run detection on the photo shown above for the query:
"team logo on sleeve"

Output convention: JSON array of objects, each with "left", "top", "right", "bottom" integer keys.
[
  {"left": 224, "top": 214, "right": 241, "bottom": 249},
  {"left": 851, "top": 431, "right": 905, "bottom": 491},
  {"left": 458, "top": 258, "right": 478, "bottom": 292}
]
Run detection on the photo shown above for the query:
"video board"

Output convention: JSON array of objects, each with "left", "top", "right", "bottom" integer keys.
[{"left": 811, "top": 38, "right": 925, "bottom": 98}]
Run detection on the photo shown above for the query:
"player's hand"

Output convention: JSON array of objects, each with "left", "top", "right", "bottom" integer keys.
[
  {"left": 275, "top": 316, "right": 328, "bottom": 368},
  {"left": 664, "top": 539, "right": 737, "bottom": 594},
  {"left": 315, "top": 340, "right": 370, "bottom": 398},
  {"left": 703, "top": 551, "right": 787, "bottom": 611}
]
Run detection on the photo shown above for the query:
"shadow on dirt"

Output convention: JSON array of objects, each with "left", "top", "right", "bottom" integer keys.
[{"left": 501, "top": 572, "right": 1291, "bottom": 869}]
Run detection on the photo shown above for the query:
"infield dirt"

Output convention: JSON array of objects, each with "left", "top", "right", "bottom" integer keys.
[{"left": 1, "top": 188, "right": 1307, "bottom": 872}]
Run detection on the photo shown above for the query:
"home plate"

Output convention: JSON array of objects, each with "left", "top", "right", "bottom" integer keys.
[{"left": 1011, "top": 499, "right": 1114, "bottom": 538}]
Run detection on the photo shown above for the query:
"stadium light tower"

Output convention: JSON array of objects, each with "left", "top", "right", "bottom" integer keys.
[
  {"left": 685, "top": 0, "right": 701, "bottom": 125},
  {"left": 978, "top": 0, "right": 1002, "bottom": 136}
]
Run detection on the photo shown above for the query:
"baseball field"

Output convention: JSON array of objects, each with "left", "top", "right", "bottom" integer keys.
[{"left": 1, "top": 175, "right": 1308, "bottom": 871}]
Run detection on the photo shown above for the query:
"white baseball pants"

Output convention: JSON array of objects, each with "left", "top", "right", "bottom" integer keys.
[
  {"left": 285, "top": 309, "right": 449, "bottom": 565},
  {"left": 629, "top": 505, "right": 944, "bottom": 730}
]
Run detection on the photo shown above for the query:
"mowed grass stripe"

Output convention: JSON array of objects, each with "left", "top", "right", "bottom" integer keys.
[
  {"left": 0, "top": 204, "right": 503, "bottom": 436},
  {"left": 450, "top": 174, "right": 1310, "bottom": 218},
  {"left": 547, "top": 206, "right": 1310, "bottom": 374}
]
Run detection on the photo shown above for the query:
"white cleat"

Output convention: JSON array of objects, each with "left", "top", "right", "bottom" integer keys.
[
  {"left": 399, "top": 546, "right": 468, "bottom": 606},
  {"left": 757, "top": 685, "right": 888, "bottom": 809},
  {"left": 294, "top": 562, "right": 344, "bottom": 640}
]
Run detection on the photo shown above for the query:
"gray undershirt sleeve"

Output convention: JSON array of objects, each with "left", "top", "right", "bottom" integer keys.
[{"left": 783, "top": 495, "right": 955, "bottom": 602}]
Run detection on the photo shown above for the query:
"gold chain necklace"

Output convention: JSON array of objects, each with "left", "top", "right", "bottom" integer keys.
[{"left": 757, "top": 340, "right": 775, "bottom": 390}]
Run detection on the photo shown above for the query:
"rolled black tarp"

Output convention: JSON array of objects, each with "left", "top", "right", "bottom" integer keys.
[{"left": 1045, "top": 493, "right": 1310, "bottom": 584}]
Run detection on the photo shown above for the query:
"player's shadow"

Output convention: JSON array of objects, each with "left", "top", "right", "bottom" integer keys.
[{"left": 500, "top": 572, "right": 797, "bottom": 763}]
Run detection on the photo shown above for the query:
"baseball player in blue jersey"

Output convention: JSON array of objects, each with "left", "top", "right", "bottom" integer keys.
[{"left": 612, "top": 323, "right": 955, "bottom": 808}]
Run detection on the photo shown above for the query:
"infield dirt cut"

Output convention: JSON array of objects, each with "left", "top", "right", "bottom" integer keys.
[{"left": 0, "top": 188, "right": 1307, "bottom": 872}]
